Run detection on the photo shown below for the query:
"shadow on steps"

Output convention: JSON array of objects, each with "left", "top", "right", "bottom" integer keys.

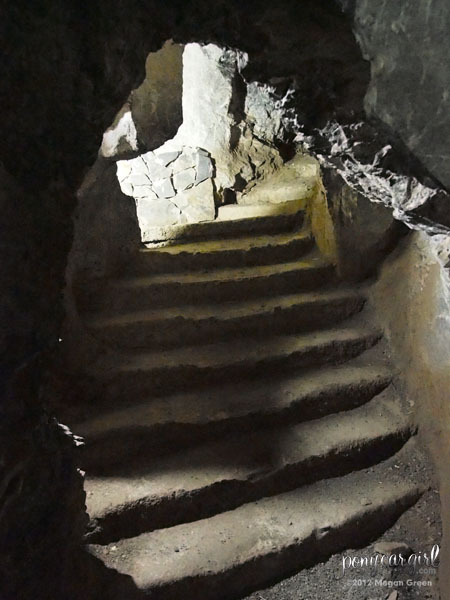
[{"left": 75, "top": 549, "right": 145, "bottom": 600}]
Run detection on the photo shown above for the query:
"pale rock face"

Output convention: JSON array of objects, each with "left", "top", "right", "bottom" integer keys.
[
  {"left": 245, "top": 82, "right": 284, "bottom": 143},
  {"left": 175, "top": 43, "right": 241, "bottom": 154},
  {"left": 128, "top": 172, "right": 151, "bottom": 187},
  {"left": 115, "top": 42, "right": 293, "bottom": 242},
  {"left": 136, "top": 197, "right": 181, "bottom": 240},
  {"left": 117, "top": 145, "right": 215, "bottom": 242},
  {"left": 152, "top": 178, "right": 176, "bottom": 199},
  {"left": 160, "top": 43, "right": 284, "bottom": 194},
  {"left": 173, "top": 167, "right": 196, "bottom": 191},
  {"left": 99, "top": 41, "right": 183, "bottom": 161},
  {"left": 171, "top": 151, "right": 195, "bottom": 174},
  {"left": 132, "top": 186, "right": 157, "bottom": 201},
  {"left": 172, "top": 179, "right": 216, "bottom": 224},
  {"left": 100, "top": 106, "right": 139, "bottom": 159},
  {"left": 195, "top": 152, "right": 214, "bottom": 184},
  {"left": 141, "top": 157, "right": 170, "bottom": 182},
  {"left": 154, "top": 151, "right": 181, "bottom": 167},
  {"left": 239, "top": 152, "right": 319, "bottom": 205}
]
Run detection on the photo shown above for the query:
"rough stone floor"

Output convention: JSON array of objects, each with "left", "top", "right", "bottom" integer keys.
[{"left": 67, "top": 204, "right": 440, "bottom": 599}]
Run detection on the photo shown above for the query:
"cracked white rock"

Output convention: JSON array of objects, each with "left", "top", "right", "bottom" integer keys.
[
  {"left": 172, "top": 152, "right": 195, "bottom": 173},
  {"left": 132, "top": 186, "right": 158, "bottom": 201},
  {"left": 173, "top": 168, "right": 196, "bottom": 191},
  {"left": 173, "top": 178, "right": 215, "bottom": 223},
  {"left": 152, "top": 178, "right": 176, "bottom": 199},
  {"left": 154, "top": 150, "right": 181, "bottom": 167},
  {"left": 100, "top": 106, "right": 139, "bottom": 159},
  {"left": 142, "top": 155, "right": 170, "bottom": 182},
  {"left": 136, "top": 197, "right": 181, "bottom": 233},
  {"left": 128, "top": 173, "right": 151, "bottom": 187},
  {"left": 195, "top": 153, "right": 213, "bottom": 184}
]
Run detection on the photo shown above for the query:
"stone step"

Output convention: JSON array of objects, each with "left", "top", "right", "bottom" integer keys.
[
  {"left": 87, "top": 287, "right": 366, "bottom": 350},
  {"left": 131, "top": 227, "right": 314, "bottom": 274},
  {"left": 216, "top": 199, "right": 305, "bottom": 222},
  {"left": 74, "top": 351, "right": 393, "bottom": 468},
  {"left": 88, "top": 439, "right": 423, "bottom": 600},
  {"left": 85, "top": 387, "right": 412, "bottom": 544},
  {"left": 89, "top": 317, "right": 382, "bottom": 401},
  {"left": 88, "top": 250, "right": 334, "bottom": 313},
  {"left": 145, "top": 203, "right": 305, "bottom": 245}
]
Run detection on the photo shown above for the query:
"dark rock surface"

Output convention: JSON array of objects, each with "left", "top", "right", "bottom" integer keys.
[
  {"left": 320, "top": 166, "right": 405, "bottom": 281},
  {"left": 352, "top": 0, "right": 450, "bottom": 191},
  {"left": 305, "top": 121, "right": 450, "bottom": 236}
]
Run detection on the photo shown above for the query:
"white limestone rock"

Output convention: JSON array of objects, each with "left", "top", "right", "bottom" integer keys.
[
  {"left": 132, "top": 186, "right": 158, "bottom": 201},
  {"left": 171, "top": 151, "right": 195, "bottom": 173},
  {"left": 154, "top": 150, "right": 181, "bottom": 167},
  {"left": 173, "top": 167, "right": 196, "bottom": 191},
  {"left": 152, "top": 177, "right": 176, "bottom": 199},
  {"left": 245, "top": 82, "right": 284, "bottom": 142},
  {"left": 136, "top": 197, "right": 181, "bottom": 239},
  {"left": 116, "top": 161, "right": 132, "bottom": 182},
  {"left": 195, "top": 153, "right": 213, "bottom": 184},
  {"left": 173, "top": 178, "right": 215, "bottom": 223},
  {"left": 119, "top": 179, "right": 133, "bottom": 197},
  {"left": 128, "top": 172, "right": 151, "bottom": 187},
  {"left": 100, "top": 105, "right": 139, "bottom": 159},
  {"left": 141, "top": 154, "right": 170, "bottom": 182}
]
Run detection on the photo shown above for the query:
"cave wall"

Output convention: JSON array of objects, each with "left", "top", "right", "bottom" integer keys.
[
  {"left": 351, "top": 0, "right": 450, "bottom": 191},
  {"left": 345, "top": 2, "right": 450, "bottom": 588},
  {"left": 0, "top": 3, "right": 175, "bottom": 598},
  {"left": 2, "top": 1, "right": 450, "bottom": 597},
  {"left": 372, "top": 232, "right": 450, "bottom": 595},
  {"left": 100, "top": 40, "right": 184, "bottom": 159},
  {"left": 318, "top": 167, "right": 405, "bottom": 281}
]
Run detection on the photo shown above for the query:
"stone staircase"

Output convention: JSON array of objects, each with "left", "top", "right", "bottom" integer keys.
[{"left": 70, "top": 206, "right": 424, "bottom": 599}]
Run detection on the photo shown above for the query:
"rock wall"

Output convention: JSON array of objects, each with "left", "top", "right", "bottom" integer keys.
[
  {"left": 114, "top": 42, "right": 286, "bottom": 243},
  {"left": 319, "top": 167, "right": 406, "bottom": 281},
  {"left": 372, "top": 232, "right": 450, "bottom": 594},
  {"left": 117, "top": 146, "right": 215, "bottom": 243},
  {"left": 0, "top": 3, "right": 174, "bottom": 597},
  {"left": 167, "top": 43, "right": 283, "bottom": 195},
  {"left": 100, "top": 40, "right": 184, "bottom": 159},
  {"left": 321, "top": 2, "right": 450, "bottom": 238},
  {"left": 352, "top": 0, "right": 450, "bottom": 191},
  {"left": 332, "top": 10, "right": 450, "bottom": 593},
  {"left": 69, "top": 160, "right": 140, "bottom": 286}
]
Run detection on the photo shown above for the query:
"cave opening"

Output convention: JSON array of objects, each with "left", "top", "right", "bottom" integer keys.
[{"left": 97, "top": 39, "right": 329, "bottom": 248}]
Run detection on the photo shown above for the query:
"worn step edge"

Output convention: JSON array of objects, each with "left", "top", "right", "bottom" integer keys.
[
  {"left": 106, "top": 256, "right": 334, "bottom": 312},
  {"left": 88, "top": 439, "right": 424, "bottom": 600},
  {"left": 85, "top": 387, "right": 412, "bottom": 544},
  {"left": 117, "top": 249, "right": 330, "bottom": 288},
  {"left": 142, "top": 226, "right": 310, "bottom": 256},
  {"left": 79, "top": 252, "right": 334, "bottom": 314},
  {"left": 133, "top": 228, "right": 314, "bottom": 274},
  {"left": 92, "top": 323, "right": 382, "bottom": 400},
  {"left": 87, "top": 288, "right": 366, "bottom": 349},
  {"left": 75, "top": 361, "right": 393, "bottom": 467},
  {"left": 145, "top": 205, "right": 305, "bottom": 246},
  {"left": 99, "top": 318, "right": 382, "bottom": 374}
]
